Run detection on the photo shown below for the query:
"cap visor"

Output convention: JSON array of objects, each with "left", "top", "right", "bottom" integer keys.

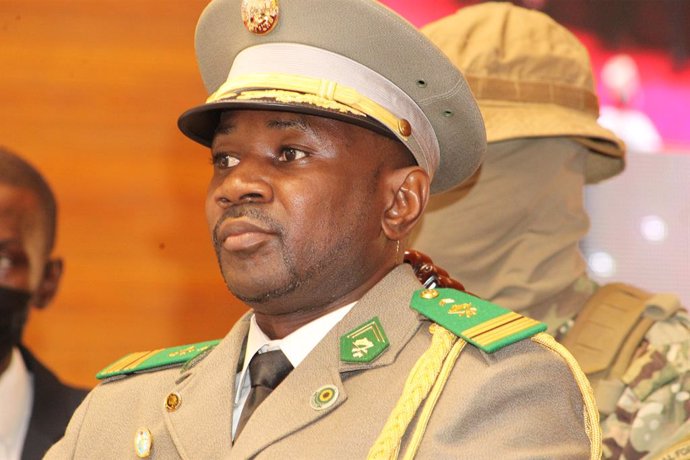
[{"left": 178, "top": 99, "right": 396, "bottom": 148}]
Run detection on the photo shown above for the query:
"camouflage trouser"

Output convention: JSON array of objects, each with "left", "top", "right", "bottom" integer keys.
[{"left": 602, "top": 311, "right": 690, "bottom": 459}]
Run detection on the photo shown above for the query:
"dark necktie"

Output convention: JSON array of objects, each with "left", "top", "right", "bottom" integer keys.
[{"left": 235, "top": 349, "right": 293, "bottom": 438}]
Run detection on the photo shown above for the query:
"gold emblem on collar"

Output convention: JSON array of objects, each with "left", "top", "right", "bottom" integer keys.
[
  {"left": 448, "top": 302, "right": 477, "bottom": 318},
  {"left": 241, "top": 0, "right": 279, "bottom": 35}
]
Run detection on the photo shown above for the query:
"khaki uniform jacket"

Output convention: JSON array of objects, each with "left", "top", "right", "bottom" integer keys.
[{"left": 46, "top": 265, "right": 592, "bottom": 459}]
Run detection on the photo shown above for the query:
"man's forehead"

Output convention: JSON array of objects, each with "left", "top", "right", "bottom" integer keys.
[
  {"left": 217, "top": 110, "right": 311, "bottom": 131},
  {"left": 212, "top": 110, "right": 330, "bottom": 151},
  {"left": 0, "top": 184, "right": 43, "bottom": 238},
  {"left": 0, "top": 183, "right": 39, "bottom": 210}
]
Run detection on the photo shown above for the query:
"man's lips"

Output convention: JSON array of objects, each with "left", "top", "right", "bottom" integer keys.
[{"left": 217, "top": 218, "right": 275, "bottom": 252}]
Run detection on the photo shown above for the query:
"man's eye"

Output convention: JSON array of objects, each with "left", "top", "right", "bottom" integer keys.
[
  {"left": 0, "top": 255, "right": 12, "bottom": 270},
  {"left": 0, "top": 253, "right": 26, "bottom": 271},
  {"left": 211, "top": 153, "right": 240, "bottom": 169},
  {"left": 277, "top": 148, "right": 308, "bottom": 162}
]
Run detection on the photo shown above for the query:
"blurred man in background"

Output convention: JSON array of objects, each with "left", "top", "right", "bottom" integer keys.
[
  {"left": 0, "top": 147, "right": 86, "bottom": 460},
  {"left": 413, "top": 3, "right": 690, "bottom": 458}
]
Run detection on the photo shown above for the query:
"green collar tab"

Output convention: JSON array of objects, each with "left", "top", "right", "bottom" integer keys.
[
  {"left": 411, "top": 288, "right": 546, "bottom": 353},
  {"left": 96, "top": 339, "right": 221, "bottom": 380},
  {"left": 340, "top": 316, "right": 390, "bottom": 363}
]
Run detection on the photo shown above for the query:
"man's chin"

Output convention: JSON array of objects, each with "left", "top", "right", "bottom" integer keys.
[{"left": 225, "top": 277, "right": 301, "bottom": 305}]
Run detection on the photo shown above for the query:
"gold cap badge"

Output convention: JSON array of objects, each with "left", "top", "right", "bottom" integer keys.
[{"left": 241, "top": 0, "right": 279, "bottom": 35}]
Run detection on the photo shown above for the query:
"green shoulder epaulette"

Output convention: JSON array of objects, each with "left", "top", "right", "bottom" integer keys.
[
  {"left": 96, "top": 339, "right": 221, "bottom": 380},
  {"left": 410, "top": 288, "right": 546, "bottom": 353}
]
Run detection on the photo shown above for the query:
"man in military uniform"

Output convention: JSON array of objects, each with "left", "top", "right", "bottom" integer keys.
[
  {"left": 412, "top": 4, "right": 690, "bottom": 459},
  {"left": 47, "top": 1, "right": 599, "bottom": 458},
  {"left": 0, "top": 147, "right": 87, "bottom": 459}
]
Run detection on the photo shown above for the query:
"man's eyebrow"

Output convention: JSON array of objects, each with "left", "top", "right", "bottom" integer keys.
[
  {"left": 214, "top": 116, "right": 312, "bottom": 136},
  {"left": 215, "top": 123, "right": 235, "bottom": 136},
  {"left": 266, "top": 117, "right": 310, "bottom": 132},
  {"left": 0, "top": 238, "right": 20, "bottom": 248}
]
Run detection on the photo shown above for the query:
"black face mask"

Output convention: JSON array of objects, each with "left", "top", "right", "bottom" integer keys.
[{"left": 0, "top": 285, "right": 31, "bottom": 360}]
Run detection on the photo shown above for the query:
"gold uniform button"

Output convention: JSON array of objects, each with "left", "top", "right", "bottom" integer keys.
[
  {"left": 398, "top": 118, "right": 412, "bottom": 137},
  {"left": 165, "top": 392, "right": 181, "bottom": 412},
  {"left": 420, "top": 288, "right": 439, "bottom": 299}
]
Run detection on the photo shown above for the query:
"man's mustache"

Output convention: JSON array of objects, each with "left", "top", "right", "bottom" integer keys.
[{"left": 212, "top": 206, "right": 284, "bottom": 250}]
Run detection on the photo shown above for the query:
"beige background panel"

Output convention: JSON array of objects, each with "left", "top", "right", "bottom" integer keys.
[{"left": 1, "top": 0, "right": 248, "bottom": 387}]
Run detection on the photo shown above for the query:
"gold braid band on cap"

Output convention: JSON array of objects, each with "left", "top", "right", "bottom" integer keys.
[
  {"left": 368, "top": 324, "right": 464, "bottom": 460},
  {"left": 531, "top": 333, "right": 602, "bottom": 460},
  {"left": 235, "top": 90, "right": 367, "bottom": 117},
  {"left": 466, "top": 75, "right": 600, "bottom": 117},
  {"left": 207, "top": 73, "right": 409, "bottom": 140}
]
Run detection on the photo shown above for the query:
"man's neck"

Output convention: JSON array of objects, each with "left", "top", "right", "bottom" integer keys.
[
  {"left": 251, "top": 263, "right": 397, "bottom": 339},
  {"left": 253, "top": 288, "right": 364, "bottom": 339}
]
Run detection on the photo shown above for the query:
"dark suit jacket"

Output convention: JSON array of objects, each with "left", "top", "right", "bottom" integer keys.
[{"left": 18, "top": 346, "right": 87, "bottom": 460}]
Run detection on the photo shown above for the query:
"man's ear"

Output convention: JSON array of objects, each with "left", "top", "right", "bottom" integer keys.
[
  {"left": 382, "top": 167, "right": 430, "bottom": 241},
  {"left": 32, "top": 258, "right": 63, "bottom": 309}
]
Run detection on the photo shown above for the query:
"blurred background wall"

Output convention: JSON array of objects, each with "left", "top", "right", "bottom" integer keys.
[
  {"left": 2, "top": 0, "right": 688, "bottom": 388},
  {"left": 1, "top": 0, "right": 238, "bottom": 388}
]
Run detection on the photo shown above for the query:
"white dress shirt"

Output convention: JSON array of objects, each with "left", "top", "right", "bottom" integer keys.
[
  {"left": 231, "top": 303, "right": 355, "bottom": 439},
  {"left": 0, "top": 347, "right": 34, "bottom": 460}
]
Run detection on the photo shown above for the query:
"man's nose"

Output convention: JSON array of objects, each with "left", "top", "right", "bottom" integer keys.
[{"left": 211, "top": 157, "right": 274, "bottom": 207}]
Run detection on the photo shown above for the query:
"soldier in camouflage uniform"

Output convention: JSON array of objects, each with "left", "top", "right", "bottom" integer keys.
[
  {"left": 604, "top": 317, "right": 690, "bottom": 459},
  {"left": 412, "top": 4, "right": 690, "bottom": 458}
]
